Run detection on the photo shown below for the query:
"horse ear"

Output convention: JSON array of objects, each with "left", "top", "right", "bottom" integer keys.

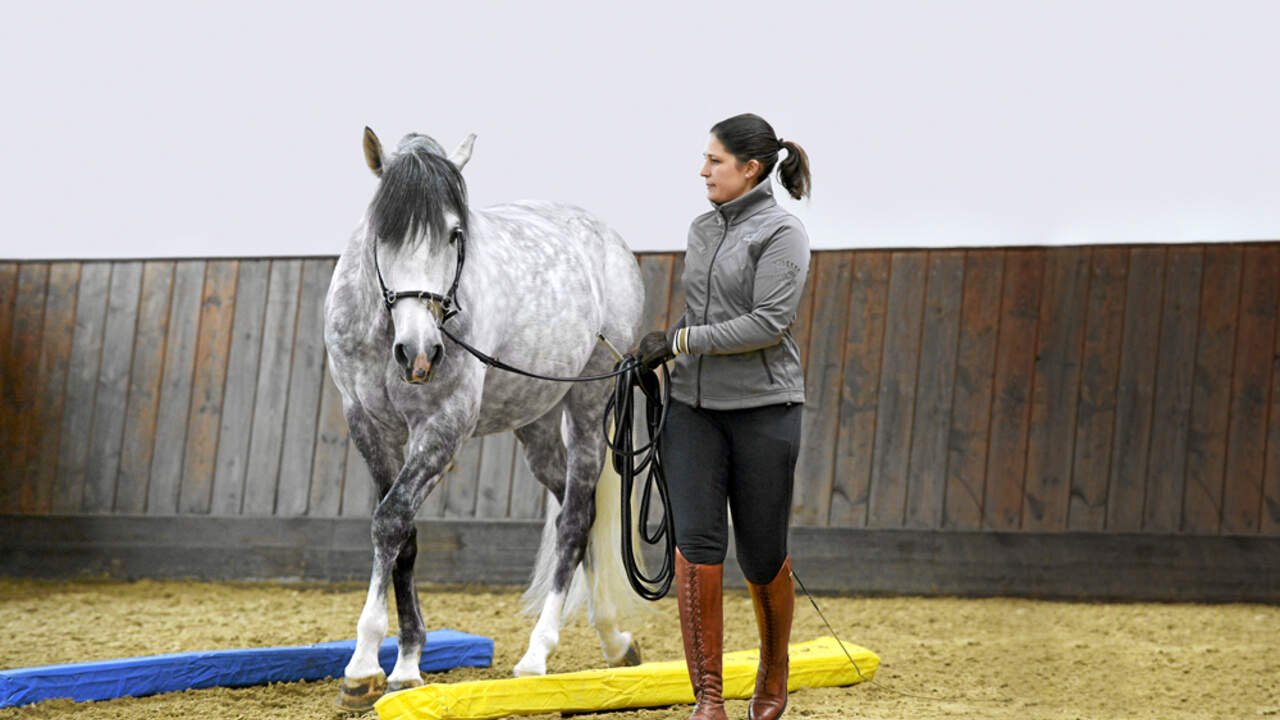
[
  {"left": 448, "top": 133, "right": 477, "bottom": 170},
  {"left": 363, "top": 127, "right": 384, "bottom": 177}
]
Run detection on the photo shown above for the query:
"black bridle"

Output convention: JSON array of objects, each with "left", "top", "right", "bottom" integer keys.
[{"left": 372, "top": 227, "right": 466, "bottom": 323}]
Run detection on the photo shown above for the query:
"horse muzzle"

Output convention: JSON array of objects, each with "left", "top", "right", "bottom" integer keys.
[{"left": 395, "top": 342, "right": 443, "bottom": 384}]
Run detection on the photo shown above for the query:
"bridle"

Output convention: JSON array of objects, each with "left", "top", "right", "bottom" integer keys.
[{"left": 371, "top": 227, "right": 465, "bottom": 325}]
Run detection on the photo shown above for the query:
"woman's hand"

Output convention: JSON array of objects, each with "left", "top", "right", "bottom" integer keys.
[{"left": 630, "top": 330, "right": 675, "bottom": 368}]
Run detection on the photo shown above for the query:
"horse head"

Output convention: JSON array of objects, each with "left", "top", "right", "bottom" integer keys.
[{"left": 363, "top": 127, "right": 476, "bottom": 384}]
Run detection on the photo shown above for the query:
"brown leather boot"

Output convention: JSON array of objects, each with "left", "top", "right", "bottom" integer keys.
[
  {"left": 675, "top": 548, "right": 727, "bottom": 720},
  {"left": 747, "top": 558, "right": 794, "bottom": 720}
]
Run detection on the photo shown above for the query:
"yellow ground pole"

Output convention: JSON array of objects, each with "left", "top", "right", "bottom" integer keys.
[{"left": 375, "top": 636, "right": 879, "bottom": 720}]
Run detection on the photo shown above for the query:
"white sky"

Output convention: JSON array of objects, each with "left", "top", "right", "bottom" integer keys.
[{"left": 2, "top": 0, "right": 1278, "bottom": 259}]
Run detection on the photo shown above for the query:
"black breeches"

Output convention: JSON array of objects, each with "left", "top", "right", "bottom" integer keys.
[{"left": 660, "top": 399, "right": 802, "bottom": 584}]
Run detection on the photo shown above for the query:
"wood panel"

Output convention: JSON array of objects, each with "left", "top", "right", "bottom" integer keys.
[
  {"left": 1022, "top": 248, "right": 1089, "bottom": 531},
  {"left": 53, "top": 263, "right": 110, "bottom": 514},
  {"left": 308, "top": 369, "right": 350, "bottom": 517},
  {"left": 275, "top": 259, "right": 331, "bottom": 516},
  {"left": 636, "top": 254, "right": 674, "bottom": 334},
  {"left": 1265, "top": 294, "right": 1280, "bottom": 535},
  {"left": 666, "top": 253, "right": 687, "bottom": 330},
  {"left": 210, "top": 260, "right": 270, "bottom": 515},
  {"left": 508, "top": 437, "right": 547, "bottom": 519},
  {"left": 792, "top": 251, "right": 852, "bottom": 526},
  {"left": 904, "top": 251, "right": 964, "bottom": 529},
  {"left": 242, "top": 260, "right": 303, "bottom": 515},
  {"left": 983, "top": 250, "right": 1044, "bottom": 530},
  {"left": 31, "top": 263, "right": 80, "bottom": 514},
  {"left": 1069, "top": 248, "right": 1129, "bottom": 531},
  {"left": 145, "top": 261, "right": 204, "bottom": 514},
  {"left": 1142, "top": 247, "right": 1203, "bottom": 532},
  {"left": 179, "top": 260, "right": 239, "bottom": 514},
  {"left": 475, "top": 432, "right": 518, "bottom": 519},
  {"left": 829, "top": 251, "right": 889, "bottom": 527},
  {"left": 866, "top": 252, "right": 927, "bottom": 528},
  {"left": 1106, "top": 248, "right": 1166, "bottom": 531},
  {"left": 1221, "top": 245, "right": 1280, "bottom": 534},
  {"left": 1182, "top": 246, "right": 1243, "bottom": 533},
  {"left": 83, "top": 262, "right": 142, "bottom": 513},
  {"left": 340, "top": 435, "right": 377, "bottom": 517},
  {"left": 2, "top": 264, "right": 49, "bottom": 513},
  {"left": 114, "top": 261, "right": 174, "bottom": 513},
  {"left": 440, "top": 437, "right": 484, "bottom": 518},
  {"left": 0, "top": 263, "right": 19, "bottom": 504},
  {"left": 944, "top": 251, "right": 1003, "bottom": 530}
]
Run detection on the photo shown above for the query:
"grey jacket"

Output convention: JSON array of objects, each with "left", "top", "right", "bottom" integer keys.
[{"left": 666, "top": 178, "right": 810, "bottom": 410}]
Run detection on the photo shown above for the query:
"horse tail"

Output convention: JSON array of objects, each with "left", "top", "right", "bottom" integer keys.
[{"left": 521, "top": 439, "right": 649, "bottom": 624}]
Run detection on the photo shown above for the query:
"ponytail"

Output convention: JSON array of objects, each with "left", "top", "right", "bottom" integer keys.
[
  {"left": 776, "top": 139, "right": 811, "bottom": 200},
  {"left": 710, "top": 113, "right": 812, "bottom": 200}
]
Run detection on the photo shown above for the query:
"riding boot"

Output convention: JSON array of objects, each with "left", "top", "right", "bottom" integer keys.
[
  {"left": 747, "top": 557, "right": 794, "bottom": 720},
  {"left": 675, "top": 548, "right": 727, "bottom": 720}
]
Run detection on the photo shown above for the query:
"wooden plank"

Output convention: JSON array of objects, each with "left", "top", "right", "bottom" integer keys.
[
  {"left": 3, "top": 264, "right": 49, "bottom": 514},
  {"left": 210, "top": 260, "right": 270, "bottom": 515},
  {"left": 440, "top": 436, "right": 484, "bottom": 518},
  {"left": 943, "top": 250, "right": 1003, "bottom": 530},
  {"left": 340, "top": 435, "right": 378, "bottom": 518},
  {"left": 666, "top": 252, "right": 688, "bottom": 329},
  {"left": 983, "top": 249, "right": 1044, "bottom": 530},
  {"left": 1069, "top": 248, "right": 1129, "bottom": 531},
  {"left": 9, "top": 515, "right": 1280, "bottom": 601},
  {"left": 53, "top": 263, "right": 110, "bottom": 514},
  {"left": 31, "top": 263, "right": 80, "bottom": 514},
  {"left": 636, "top": 254, "right": 674, "bottom": 334},
  {"left": 1021, "top": 248, "right": 1090, "bottom": 531},
  {"left": 508, "top": 436, "right": 548, "bottom": 519},
  {"left": 114, "top": 261, "right": 175, "bottom": 514},
  {"left": 1105, "top": 248, "right": 1167, "bottom": 531},
  {"left": 0, "top": 263, "right": 19, "bottom": 501},
  {"left": 242, "top": 259, "right": 303, "bottom": 515},
  {"left": 145, "top": 261, "right": 205, "bottom": 514},
  {"left": 904, "top": 251, "right": 965, "bottom": 529},
  {"left": 475, "top": 432, "right": 518, "bottom": 519},
  {"left": 1266, "top": 282, "right": 1280, "bottom": 535},
  {"left": 83, "top": 262, "right": 143, "bottom": 513},
  {"left": 792, "top": 251, "right": 853, "bottom": 527},
  {"left": 866, "top": 252, "right": 927, "bottom": 528},
  {"left": 308, "top": 365, "right": 349, "bottom": 517},
  {"left": 275, "top": 259, "right": 330, "bottom": 516},
  {"left": 1142, "top": 247, "right": 1203, "bottom": 532},
  {"left": 1182, "top": 245, "right": 1243, "bottom": 533},
  {"left": 178, "top": 260, "right": 239, "bottom": 514},
  {"left": 1221, "top": 244, "right": 1280, "bottom": 534},
  {"left": 830, "top": 251, "right": 890, "bottom": 528}
]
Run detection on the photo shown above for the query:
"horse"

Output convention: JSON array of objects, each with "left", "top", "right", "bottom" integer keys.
[{"left": 323, "top": 128, "right": 648, "bottom": 710}]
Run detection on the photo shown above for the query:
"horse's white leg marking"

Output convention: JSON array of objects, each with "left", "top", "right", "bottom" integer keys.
[
  {"left": 514, "top": 590, "right": 564, "bottom": 677},
  {"left": 388, "top": 641, "right": 422, "bottom": 686},
  {"left": 344, "top": 573, "right": 389, "bottom": 680}
]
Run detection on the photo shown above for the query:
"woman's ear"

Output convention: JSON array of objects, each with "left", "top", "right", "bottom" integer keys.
[{"left": 745, "top": 158, "right": 762, "bottom": 180}]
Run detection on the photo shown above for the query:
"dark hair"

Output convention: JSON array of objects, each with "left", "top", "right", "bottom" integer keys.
[
  {"left": 370, "top": 145, "right": 469, "bottom": 251},
  {"left": 710, "top": 113, "right": 811, "bottom": 200}
]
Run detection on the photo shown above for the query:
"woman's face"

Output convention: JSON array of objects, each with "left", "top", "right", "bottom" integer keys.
[{"left": 701, "top": 135, "right": 759, "bottom": 205}]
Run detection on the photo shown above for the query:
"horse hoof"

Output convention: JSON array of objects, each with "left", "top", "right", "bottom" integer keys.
[
  {"left": 611, "top": 640, "right": 642, "bottom": 667},
  {"left": 387, "top": 672, "right": 425, "bottom": 692},
  {"left": 336, "top": 671, "right": 388, "bottom": 712},
  {"left": 513, "top": 655, "right": 547, "bottom": 677}
]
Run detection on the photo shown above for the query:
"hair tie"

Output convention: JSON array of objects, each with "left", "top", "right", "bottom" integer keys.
[{"left": 777, "top": 138, "right": 786, "bottom": 150}]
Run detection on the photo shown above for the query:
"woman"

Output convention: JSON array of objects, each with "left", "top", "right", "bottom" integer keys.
[{"left": 634, "top": 113, "right": 812, "bottom": 720}]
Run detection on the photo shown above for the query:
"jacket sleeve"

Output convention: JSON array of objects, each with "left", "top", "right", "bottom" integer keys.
[
  {"left": 681, "top": 223, "right": 810, "bottom": 356},
  {"left": 664, "top": 308, "right": 688, "bottom": 347}
]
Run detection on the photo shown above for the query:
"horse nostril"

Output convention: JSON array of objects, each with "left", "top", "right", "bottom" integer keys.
[
  {"left": 393, "top": 342, "right": 410, "bottom": 368},
  {"left": 430, "top": 343, "right": 443, "bottom": 366}
]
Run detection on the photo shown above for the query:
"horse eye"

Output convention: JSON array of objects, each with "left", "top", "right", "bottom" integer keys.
[{"left": 450, "top": 228, "right": 463, "bottom": 243}]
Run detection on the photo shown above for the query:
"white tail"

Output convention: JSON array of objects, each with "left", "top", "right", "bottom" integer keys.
[{"left": 522, "top": 445, "right": 652, "bottom": 625}]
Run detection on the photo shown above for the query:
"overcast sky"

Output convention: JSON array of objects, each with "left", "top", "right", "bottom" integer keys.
[{"left": 2, "top": 1, "right": 1278, "bottom": 259}]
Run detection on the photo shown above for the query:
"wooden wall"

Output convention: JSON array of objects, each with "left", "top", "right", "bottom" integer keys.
[{"left": 2, "top": 244, "right": 1278, "bottom": 536}]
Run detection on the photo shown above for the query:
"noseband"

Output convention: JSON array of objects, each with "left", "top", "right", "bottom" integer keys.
[{"left": 371, "top": 229, "right": 465, "bottom": 325}]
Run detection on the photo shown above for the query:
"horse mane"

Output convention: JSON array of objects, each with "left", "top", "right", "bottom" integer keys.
[{"left": 369, "top": 143, "right": 469, "bottom": 251}]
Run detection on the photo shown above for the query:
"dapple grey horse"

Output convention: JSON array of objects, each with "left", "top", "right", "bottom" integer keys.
[{"left": 324, "top": 128, "right": 647, "bottom": 710}]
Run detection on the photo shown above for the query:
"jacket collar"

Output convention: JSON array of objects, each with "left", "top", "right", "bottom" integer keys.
[{"left": 712, "top": 177, "right": 776, "bottom": 225}]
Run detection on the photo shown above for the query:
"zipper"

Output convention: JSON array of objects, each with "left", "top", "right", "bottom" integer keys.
[
  {"left": 696, "top": 215, "right": 731, "bottom": 408},
  {"left": 759, "top": 349, "right": 776, "bottom": 385}
]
